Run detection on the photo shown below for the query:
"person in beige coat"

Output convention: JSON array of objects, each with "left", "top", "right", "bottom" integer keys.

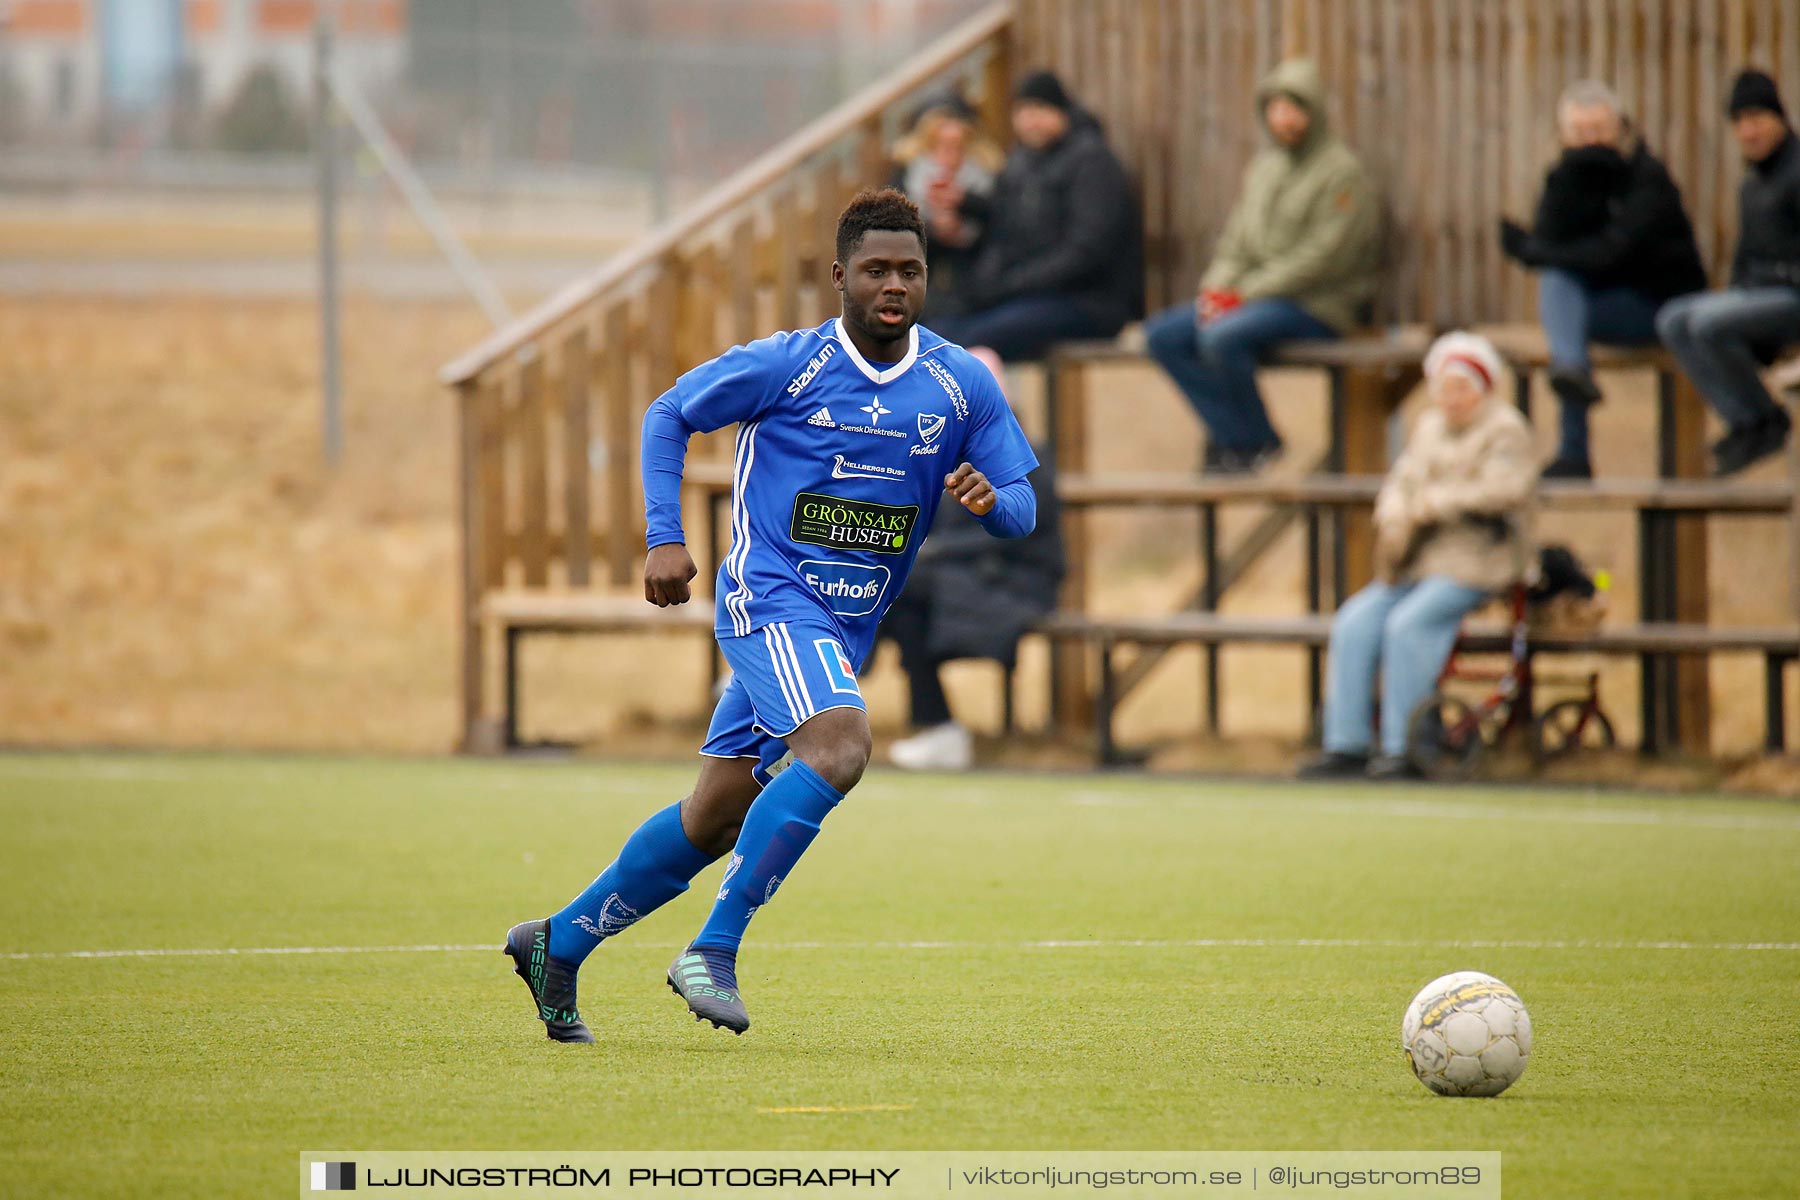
[{"left": 1302, "top": 332, "right": 1539, "bottom": 781}]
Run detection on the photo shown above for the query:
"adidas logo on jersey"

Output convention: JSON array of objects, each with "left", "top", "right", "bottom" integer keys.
[{"left": 806, "top": 407, "right": 837, "bottom": 429}]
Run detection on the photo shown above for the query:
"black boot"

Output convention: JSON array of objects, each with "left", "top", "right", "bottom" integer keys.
[
  {"left": 1711, "top": 409, "right": 1792, "bottom": 477},
  {"left": 1541, "top": 455, "right": 1592, "bottom": 480},
  {"left": 1546, "top": 369, "right": 1600, "bottom": 481},
  {"left": 1297, "top": 750, "right": 1370, "bottom": 780}
]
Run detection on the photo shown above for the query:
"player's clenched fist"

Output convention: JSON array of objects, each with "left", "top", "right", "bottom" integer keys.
[
  {"left": 644, "top": 542, "right": 698, "bottom": 606},
  {"left": 944, "top": 462, "right": 995, "bottom": 516}
]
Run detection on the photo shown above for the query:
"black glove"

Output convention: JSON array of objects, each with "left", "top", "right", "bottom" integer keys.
[{"left": 1498, "top": 218, "right": 1536, "bottom": 265}]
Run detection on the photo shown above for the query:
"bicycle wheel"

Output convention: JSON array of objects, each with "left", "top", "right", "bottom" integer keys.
[
  {"left": 1531, "top": 699, "right": 1617, "bottom": 764},
  {"left": 1406, "top": 692, "right": 1487, "bottom": 780}
]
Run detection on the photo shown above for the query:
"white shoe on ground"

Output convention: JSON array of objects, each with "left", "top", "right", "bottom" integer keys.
[{"left": 887, "top": 722, "right": 974, "bottom": 771}]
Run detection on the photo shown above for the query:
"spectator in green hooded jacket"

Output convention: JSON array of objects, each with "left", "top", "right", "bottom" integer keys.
[{"left": 1146, "top": 58, "right": 1382, "bottom": 473}]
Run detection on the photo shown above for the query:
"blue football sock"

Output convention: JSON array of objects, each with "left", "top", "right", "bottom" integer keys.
[
  {"left": 689, "top": 945, "right": 740, "bottom": 993},
  {"left": 548, "top": 803, "right": 716, "bottom": 965},
  {"left": 690, "top": 760, "right": 843, "bottom": 956}
]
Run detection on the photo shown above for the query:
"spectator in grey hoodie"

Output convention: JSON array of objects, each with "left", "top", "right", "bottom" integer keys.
[{"left": 1657, "top": 69, "right": 1800, "bottom": 476}]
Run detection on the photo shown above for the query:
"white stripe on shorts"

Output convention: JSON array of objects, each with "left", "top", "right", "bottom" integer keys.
[
  {"left": 776, "top": 622, "right": 816, "bottom": 719},
  {"left": 762, "top": 624, "right": 803, "bottom": 728}
]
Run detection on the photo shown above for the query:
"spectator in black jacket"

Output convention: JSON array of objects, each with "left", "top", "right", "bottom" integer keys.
[
  {"left": 929, "top": 70, "right": 1143, "bottom": 361},
  {"left": 879, "top": 348, "right": 1064, "bottom": 771},
  {"left": 1656, "top": 69, "right": 1800, "bottom": 476},
  {"left": 1500, "top": 81, "right": 1707, "bottom": 479}
]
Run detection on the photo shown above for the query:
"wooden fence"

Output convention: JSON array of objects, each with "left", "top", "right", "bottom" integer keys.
[{"left": 442, "top": 0, "right": 1800, "bottom": 750}]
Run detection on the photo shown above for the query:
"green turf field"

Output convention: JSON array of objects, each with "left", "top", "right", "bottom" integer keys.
[{"left": 3, "top": 752, "right": 1797, "bottom": 1198}]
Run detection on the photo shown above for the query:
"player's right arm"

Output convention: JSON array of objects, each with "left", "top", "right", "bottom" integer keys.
[
  {"left": 640, "top": 339, "right": 784, "bottom": 606},
  {"left": 642, "top": 392, "right": 700, "bottom": 605}
]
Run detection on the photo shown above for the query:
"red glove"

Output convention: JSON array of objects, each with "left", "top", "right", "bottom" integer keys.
[{"left": 1199, "top": 288, "right": 1244, "bottom": 323}]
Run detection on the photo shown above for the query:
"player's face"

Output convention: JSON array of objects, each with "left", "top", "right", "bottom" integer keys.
[{"left": 834, "top": 229, "right": 926, "bottom": 347}]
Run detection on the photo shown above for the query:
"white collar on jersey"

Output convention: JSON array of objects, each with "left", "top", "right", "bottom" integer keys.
[{"left": 832, "top": 317, "right": 919, "bottom": 385}]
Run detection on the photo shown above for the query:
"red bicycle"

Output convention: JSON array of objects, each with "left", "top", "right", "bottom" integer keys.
[{"left": 1405, "top": 584, "right": 1616, "bottom": 780}]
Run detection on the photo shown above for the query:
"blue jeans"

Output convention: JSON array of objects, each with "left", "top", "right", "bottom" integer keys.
[
  {"left": 1656, "top": 287, "right": 1800, "bottom": 431},
  {"left": 1322, "top": 577, "right": 1490, "bottom": 759},
  {"left": 1537, "top": 269, "right": 1664, "bottom": 461},
  {"left": 1144, "top": 298, "right": 1337, "bottom": 451},
  {"left": 929, "top": 294, "right": 1122, "bottom": 362}
]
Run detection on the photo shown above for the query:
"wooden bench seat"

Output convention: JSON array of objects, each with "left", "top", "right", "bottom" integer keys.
[
  {"left": 1029, "top": 609, "right": 1799, "bottom": 763},
  {"left": 483, "top": 590, "right": 715, "bottom": 748},
  {"left": 1044, "top": 610, "right": 1796, "bottom": 656},
  {"left": 683, "top": 463, "right": 1794, "bottom": 512},
  {"left": 1045, "top": 325, "right": 1439, "bottom": 371},
  {"left": 1044, "top": 322, "right": 1674, "bottom": 372},
  {"left": 483, "top": 591, "right": 715, "bottom": 632},
  {"left": 1054, "top": 472, "right": 1795, "bottom": 512},
  {"left": 1044, "top": 321, "right": 1693, "bottom": 463}
]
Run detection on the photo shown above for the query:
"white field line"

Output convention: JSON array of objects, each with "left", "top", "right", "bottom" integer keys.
[{"left": 6, "top": 937, "right": 1798, "bottom": 963}]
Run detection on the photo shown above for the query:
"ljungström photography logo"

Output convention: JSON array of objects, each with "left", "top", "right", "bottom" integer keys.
[{"left": 310, "top": 1161, "right": 356, "bottom": 1191}]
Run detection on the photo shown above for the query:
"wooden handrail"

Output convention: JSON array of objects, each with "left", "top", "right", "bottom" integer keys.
[{"left": 439, "top": 1, "right": 1014, "bottom": 387}]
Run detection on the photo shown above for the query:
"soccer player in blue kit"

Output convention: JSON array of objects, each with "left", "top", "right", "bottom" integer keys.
[{"left": 504, "top": 189, "right": 1039, "bottom": 1038}]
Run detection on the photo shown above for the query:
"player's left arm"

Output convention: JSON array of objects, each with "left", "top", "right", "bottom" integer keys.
[
  {"left": 947, "top": 355, "right": 1040, "bottom": 538},
  {"left": 944, "top": 462, "right": 1035, "bottom": 537}
]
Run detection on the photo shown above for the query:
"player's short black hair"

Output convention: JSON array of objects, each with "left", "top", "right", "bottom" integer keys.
[{"left": 835, "top": 187, "right": 927, "bottom": 264}]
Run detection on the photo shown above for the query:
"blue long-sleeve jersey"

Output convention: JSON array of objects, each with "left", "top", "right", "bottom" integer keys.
[{"left": 642, "top": 317, "right": 1038, "bottom": 668}]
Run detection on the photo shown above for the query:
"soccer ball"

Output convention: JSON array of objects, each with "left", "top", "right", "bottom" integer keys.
[{"left": 1401, "top": 970, "right": 1532, "bottom": 1096}]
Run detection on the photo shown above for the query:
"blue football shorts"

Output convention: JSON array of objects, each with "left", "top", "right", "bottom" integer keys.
[{"left": 700, "top": 619, "right": 865, "bottom": 786}]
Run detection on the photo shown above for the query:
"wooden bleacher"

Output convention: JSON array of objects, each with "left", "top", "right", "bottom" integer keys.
[
  {"left": 1042, "top": 324, "right": 1800, "bottom": 754},
  {"left": 440, "top": 0, "right": 1800, "bottom": 762},
  {"left": 1039, "top": 613, "right": 1799, "bottom": 765}
]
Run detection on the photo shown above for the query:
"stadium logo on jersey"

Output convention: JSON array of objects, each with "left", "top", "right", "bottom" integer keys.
[
  {"left": 860, "top": 396, "right": 893, "bottom": 424},
  {"left": 799, "top": 559, "right": 892, "bottom": 617},
  {"left": 806, "top": 407, "right": 837, "bottom": 428},
  {"left": 923, "top": 357, "right": 969, "bottom": 421},
  {"left": 786, "top": 344, "right": 837, "bottom": 398},
  {"left": 814, "top": 637, "right": 863, "bottom": 694},
  {"left": 790, "top": 491, "right": 918, "bottom": 555},
  {"left": 831, "top": 454, "right": 905, "bottom": 482}
]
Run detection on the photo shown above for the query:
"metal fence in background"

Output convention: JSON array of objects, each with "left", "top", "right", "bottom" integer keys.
[{"left": 0, "top": 0, "right": 988, "bottom": 209}]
